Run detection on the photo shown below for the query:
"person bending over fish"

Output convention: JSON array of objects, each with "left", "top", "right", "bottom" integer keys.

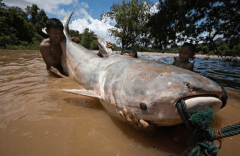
[
  {"left": 39, "top": 18, "right": 67, "bottom": 78},
  {"left": 40, "top": 19, "right": 81, "bottom": 78},
  {"left": 172, "top": 43, "right": 195, "bottom": 71}
]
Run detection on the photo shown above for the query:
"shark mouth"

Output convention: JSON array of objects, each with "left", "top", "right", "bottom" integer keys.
[{"left": 183, "top": 96, "right": 222, "bottom": 114}]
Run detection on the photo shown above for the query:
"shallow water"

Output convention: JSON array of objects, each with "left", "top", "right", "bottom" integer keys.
[{"left": 0, "top": 50, "right": 240, "bottom": 156}]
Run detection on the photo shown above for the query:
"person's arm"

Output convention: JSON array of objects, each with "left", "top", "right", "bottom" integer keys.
[
  {"left": 188, "top": 63, "right": 194, "bottom": 71},
  {"left": 172, "top": 60, "right": 176, "bottom": 65},
  {"left": 185, "top": 63, "right": 194, "bottom": 71},
  {"left": 39, "top": 39, "right": 54, "bottom": 69},
  {"left": 172, "top": 60, "right": 179, "bottom": 66}
]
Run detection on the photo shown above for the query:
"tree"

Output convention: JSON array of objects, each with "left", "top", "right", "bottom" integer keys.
[
  {"left": 0, "top": 2, "right": 35, "bottom": 46},
  {"left": 69, "top": 30, "right": 82, "bottom": 39},
  {"left": 25, "top": 4, "right": 39, "bottom": 24},
  {"left": 81, "top": 28, "right": 98, "bottom": 50},
  {"left": 8, "top": 6, "right": 35, "bottom": 43},
  {"left": 0, "top": 0, "right": 10, "bottom": 47},
  {"left": 102, "top": 0, "right": 152, "bottom": 50},
  {"left": 90, "top": 40, "right": 98, "bottom": 50},
  {"left": 0, "top": 2, "right": 48, "bottom": 49},
  {"left": 37, "top": 9, "right": 48, "bottom": 32},
  {"left": 25, "top": 4, "right": 48, "bottom": 35},
  {"left": 148, "top": 0, "right": 240, "bottom": 56}
]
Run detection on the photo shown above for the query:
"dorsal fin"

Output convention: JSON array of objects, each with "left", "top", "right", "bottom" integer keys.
[{"left": 96, "top": 36, "right": 114, "bottom": 57}]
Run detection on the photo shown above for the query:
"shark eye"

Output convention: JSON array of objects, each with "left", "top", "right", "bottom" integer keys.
[
  {"left": 185, "top": 82, "right": 190, "bottom": 88},
  {"left": 140, "top": 103, "right": 147, "bottom": 111}
]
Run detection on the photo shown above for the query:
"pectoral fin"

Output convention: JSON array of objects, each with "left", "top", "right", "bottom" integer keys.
[
  {"left": 50, "top": 66, "right": 66, "bottom": 78},
  {"left": 60, "top": 89, "right": 102, "bottom": 99}
]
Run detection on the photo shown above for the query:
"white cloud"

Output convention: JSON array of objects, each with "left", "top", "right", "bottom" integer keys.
[
  {"left": 57, "top": 8, "right": 69, "bottom": 18},
  {"left": 80, "top": 2, "right": 89, "bottom": 9},
  {"left": 3, "top": 0, "right": 117, "bottom": 43},
  {"left": 2, "top": 0, "right": 161, "bottom": 45},
  {"left": 3, "top": 0, "right": 74, "bottom": 14},
  {"left": 69, "top": 12, "right": 117, "bottom": 44},
  {"left": 149, "top": 2, "right": 159, "bottom": 15}
]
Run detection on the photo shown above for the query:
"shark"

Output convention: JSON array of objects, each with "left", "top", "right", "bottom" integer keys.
[{"left": 59, "top": 8, "right": 227, "bottom": 130}]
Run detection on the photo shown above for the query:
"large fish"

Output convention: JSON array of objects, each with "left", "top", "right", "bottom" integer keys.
[{"left": 60, "top": 9, "right": 227, "bottom": 129}]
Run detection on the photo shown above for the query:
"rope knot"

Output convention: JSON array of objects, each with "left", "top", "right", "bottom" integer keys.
[{"left": 198, "top": 142, "right": 219, "bottom": 156}]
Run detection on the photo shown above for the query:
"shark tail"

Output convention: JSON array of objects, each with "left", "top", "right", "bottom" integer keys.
[{"left": 62, "top": 6, "right": 77, "bottom": 40}]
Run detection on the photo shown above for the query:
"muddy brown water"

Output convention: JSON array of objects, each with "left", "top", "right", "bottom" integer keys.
[{"left": 0, "top": 50, "right": 240, "bottom": 156}]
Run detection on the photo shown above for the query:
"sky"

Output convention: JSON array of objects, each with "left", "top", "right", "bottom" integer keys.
[{"left": 3, "top": 0, "right": 160, "bottom": 44}]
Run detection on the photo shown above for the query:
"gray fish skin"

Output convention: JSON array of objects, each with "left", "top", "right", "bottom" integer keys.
[{"left": 60, "top": 9, "right": 225, "bottom": 126}]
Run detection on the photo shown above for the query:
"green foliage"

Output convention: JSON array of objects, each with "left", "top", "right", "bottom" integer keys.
[
  {"left": 164, "top": 38, "right": 240, "bottom": 57},
  {"left": 167, "top": 47, "right": 180, "bottom": 54},
  {"left": 90, "top": 40, "right": 98, "bottom": 50},
  {"left": 32, "top": 34, "right": 43, "bottom": 44},
  {"left": 147, "top": 0, "right": 240, "bottom": 57},
  {"left": 2, "top": 0, "right": 239, "bottom": 57},
  {"left": 195, "top": 38, "right": 240, "bottom": 57},
  {"left": 6, "top": 33, "right": 43, "bottom": 50},
  {"left": 80, "top": 28, "right": 98, "bottom": 50},
  {"left": 112, "top": 43, "right": 122, "bottom": 51},
  {"left": 0, "top": 1, "right": 110, "bottom": 51},
  {"left": 103, "top": 0, "right": 152, "bottom": 49},
  {"left": 0, "top": 1, "right": 48, "bottom": 49},
  {"left": 69, "top": 30, "right": 82, "bottom": 39},
  {"left": 25, "top": 4, "right": 48, "bottom": 35}
]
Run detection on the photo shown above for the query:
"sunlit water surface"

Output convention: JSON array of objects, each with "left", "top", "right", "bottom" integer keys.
[{"left": 0, "top": 50, "right": 240, "bottom": 156}]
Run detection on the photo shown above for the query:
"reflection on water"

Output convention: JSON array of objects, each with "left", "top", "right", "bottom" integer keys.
[
  {"left": 0, "top": 50, "right": 240, "bottom": 156},
  {"left": 139, "top": 54, "right": 240, "bottom": 91}
]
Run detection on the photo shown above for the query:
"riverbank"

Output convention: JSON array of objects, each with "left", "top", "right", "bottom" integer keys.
[
  {"left": 1, "top": 49, "right": 239, "bottom": 60},
  {"left": 92, "top": 50, "right": 240, "bottom": 60},
  {"left": 139, "top": 52, "right": 240, "bottom": 60}
]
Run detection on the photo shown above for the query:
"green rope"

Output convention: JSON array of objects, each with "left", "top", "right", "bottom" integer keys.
[
  {"left": 220, "top": 122, "right": 240, "bottom": 138},
  {"left": 176, "top": 100, "right": 240, "bottom": 156},
  {"left": 176, "top": 99, "right": 194, "bottom": 132}
]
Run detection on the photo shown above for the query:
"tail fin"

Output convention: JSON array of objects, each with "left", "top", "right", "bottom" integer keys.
[
  {"left": 62, "top": 6, "right": 77, "bottom": 40},
  {"left": 96, "top": 36, "right": 113, "bottom": 57}
]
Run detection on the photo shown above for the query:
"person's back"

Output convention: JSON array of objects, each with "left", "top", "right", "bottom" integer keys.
[
  {"left": 39, "top": 18, "right": 66, "bottom": 75},
  {"left": 121, "top": 47, "right": 138, "bottom": 58}
]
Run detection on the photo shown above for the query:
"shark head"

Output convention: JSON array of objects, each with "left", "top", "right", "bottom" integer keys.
[{"left": 115, "top": 64, "right": 227, "bottom": 126}]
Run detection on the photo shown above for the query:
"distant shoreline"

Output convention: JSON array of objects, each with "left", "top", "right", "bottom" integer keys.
[
  {"left": 138, "top": 52, "right": 236, "bottom": 59},
  {"left": 111, "top": 51, "right": 240, "bottom": 60},
  {"left": 110, "top": 51, "right": 239, "bottom": 60},
  {"left": 1, "top": 49, "right": 239, "bottom": 60}
]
